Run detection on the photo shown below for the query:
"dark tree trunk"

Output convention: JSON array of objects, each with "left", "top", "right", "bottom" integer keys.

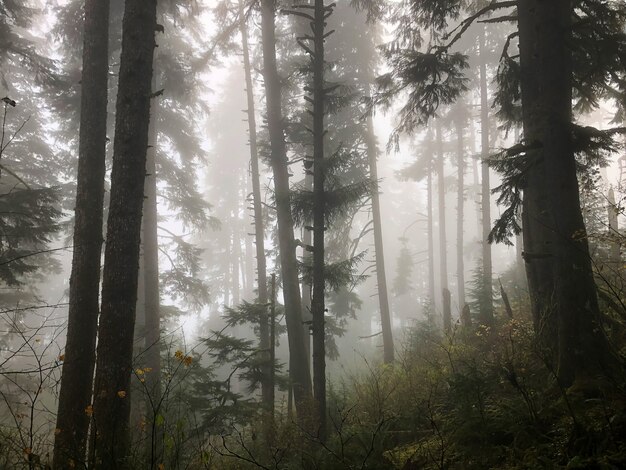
[
  {"left": 239, "top": 0, "right": 271, "bottom": 409},
  {"left": 479, "top": 28, "right": 494, "bottom": 325},
  {"left": 517, "top": 0, "right": 615, "bottom": 385},
  {"left": 455, "top": 117, "right": 466, "bottom": 313},
  {"left": 91, "top": 0, "right": 157, "bottom": 467},
  {"left": 53, "top": 1, "right": 110, "bottom": 467},
  {"left": 260, "top": 0, "right": 312, "bottom": 412},
  {"left": 435, "top": 121, "right": 449, "bottom": 331},
  {"left": 311, "top": 0, "right": 328, "bottom": 441},
  {"left": 367, "top": 116, "right": 394, "bottom": 363}
]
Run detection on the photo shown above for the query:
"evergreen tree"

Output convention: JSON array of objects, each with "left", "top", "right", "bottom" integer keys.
[
  {"left": 91, "top": 0, "right": 157, "bottom": 466},
  {"left": 53, "top": 1, "right": 110, "bottom": 467}
]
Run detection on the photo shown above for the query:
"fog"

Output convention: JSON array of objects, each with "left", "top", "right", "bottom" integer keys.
[{"left": 1, "top": 0, "right": 625, "bottom": 468}]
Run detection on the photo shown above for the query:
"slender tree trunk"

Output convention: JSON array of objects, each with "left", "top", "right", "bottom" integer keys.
[
  {"left": 455, "top": 117, "right": 466, "bottom": 312},
  {"left": 231, "top": 207, "right": 241, "bottom": 306},
  {"left": 517, "top": 0, "right": 615, "bottom": 385},
  {"left": 479, "top": 28, "right": 494, "bottom": 325},
  {"left": 143, "top": 82, "right": 162, "bottom": 468},
  {"left": 470, "top": 113, "right": 482, "bottom": 239},
  {"left": 436, "top": 121, "right": 450, "bottom": 332},
  {"left": 301, "top": 172, "right": 313, "bottom": 363},
  {"left": 367, "top": 116, "right": 394, "bottom": 363},
  {"left": 427, "top": 167, "right": 435, "bottom": 306},
  {"left": 53, "top": 1, "right": 110, "bottom": 467},
  {"left": 311, "top": 0, "right": 328, "bottom": 440},
  {"left": 91, "top": 0, "right": 157, "bottom": 467},
  {"left": 239, "top": 0, "right": 271, "bottom": 408},
  {"left": 260, "top": 0, "right": 312, "bottom": 412}
]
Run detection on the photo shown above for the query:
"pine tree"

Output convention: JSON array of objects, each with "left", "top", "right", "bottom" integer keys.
[
  {"left": 53, "top": 1, "right": 110, "bottom": 467},
  {"left": 91, "top": 0, "right": 157, "bottom": 466},
  {"left": 260, "top": 0, "right": 313, "bottom": 415}
]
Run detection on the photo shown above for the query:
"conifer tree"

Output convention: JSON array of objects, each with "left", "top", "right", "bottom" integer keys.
[
  {"left": 260, "top": 0, "right": 313, "bottom": 415},
  {"left": 91, "top": 0, "right": 157, "bottom": 466},
  {"left": 53, "top": 1, "right": 110, "bottom": 467}
]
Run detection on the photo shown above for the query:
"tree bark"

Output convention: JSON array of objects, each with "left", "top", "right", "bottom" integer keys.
[
  {"left": 455, "top": 117, "right": 466, "bottom": 313},
  {"left": 435, "top": 121, "right": 449, "bottom": 331},
  {"left": 260, "top": 0, "right": 312, "bottom": 412},
  {"left": 53, "top": 1, "right": 110, "bottom": 467},
  {"left": 239, "top": 0, "right": 271, "bottom": 409},
  {"left": 517, "top": 0, "right": 615, "bottom": 385},
  {"left": 91, "top": 0, "right": 157, "bottom": 467},
  {"left": 367, "top": 116, "right": 394, "bottom": 363},
  {"left": 311, "top": 0, "right": 327, "bottom": 441},
  {"left": 427, "top": 166, "right": 436, "bottom": 306},
  {"left": 143, "top": 86, "right": 162, "bottom": 468},
  {"left": 479, "top": 27, "right": 494, "bottom": 325}
]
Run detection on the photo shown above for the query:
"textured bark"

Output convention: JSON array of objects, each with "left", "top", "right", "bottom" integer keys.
[
  {"left": 479, "top": 28, "right": 494, "bottom": 325},
  {"left": 260, "top": 0, "right": 312, "bottom": 411},
  {"left": 367, "top": 116, "right": 394, "bottom": 363},
  {"left": 91, "top": 0, "right": 157, "bottom": 466},
  {"left": 53, "top": 1, "right": 110, "bottom": 467},
  {"left": 455, "top": 118, "right": 466, "bottom": 313},
  {"left": 435, "top": 122, "right": 449, "bottom": 330},
  {"left": 239, "top": 0, "right": 271, "bottom": 408},
  {"left": 518, "top": 0, "right": 614, "bottom": 385}
]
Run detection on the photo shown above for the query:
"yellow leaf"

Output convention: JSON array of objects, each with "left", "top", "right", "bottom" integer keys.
[
  {"left": 158, "top": 463, "right": 165, "bottom": 470},
  {"left": 85, "top": 405, "right": 93, "bottom": 417},
  {"left": 117, "top": 390, "right": 127, "bottom": 399},
  {"left": 58, "top": 354, "right": 65, "bottom": 361},
  {"left": 174, "top": 350, "right": 184, "bottom": 360}
]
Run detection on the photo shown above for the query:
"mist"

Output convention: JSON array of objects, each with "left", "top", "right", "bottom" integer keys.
[{"left": 1, "top": 0, "right": 626, "bottom": 468}]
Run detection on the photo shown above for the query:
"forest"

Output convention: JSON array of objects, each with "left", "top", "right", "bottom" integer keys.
[{"left": 1, "top": 0, "right": 626, "bottom": 468}]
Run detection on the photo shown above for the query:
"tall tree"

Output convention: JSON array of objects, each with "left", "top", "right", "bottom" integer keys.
[
  {"left": 310, "top": 0, "right": 330, "bottom": 439},
  {"left": 142, "top": 85, "right": 162, "bottom": 466},
  {"left": 91, "top": 0, "right": 157, "bottom": 466},
  {"left": 53, "top": 1, "right": 110, "bottom": 467},
  {"left": 479, "top": 27, "right": 494, "bottom": 325},
  {"left": 238, "top": 0, "right": 271, "bottom": 410},
  {"left": 435, "top": 121, "right": 451, "bottom": 333},
  {"left": 260, "top": 0, "right": 312, "bottom": 413},
  {"left": 517, "top": 0, "right": 614, "bottom": 384},
  {"left": 366, "top": 116, "right": 394, "bottom": 363},
  {"left": 455, "top": 114, "right": 466, "bottom": 314}
]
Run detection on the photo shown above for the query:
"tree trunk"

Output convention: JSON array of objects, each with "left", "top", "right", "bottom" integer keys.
[
  {"left": 479, "top": 27, "right": 494, "bottom": 325},
  {"left": 367, "top": 116, "right": 394, "bottom": 363},
  {"left": 427, "top": 166, "right": 436, "bottom": 306},
  {"left": 435, "top": 121, "right": 449, "bottom": 331},
  {"left": 53, "top": 1, "right": 110, "bottom": 467},
  {"left": 311, "top": 0, "right": 327, "bottom": 441},
  {"left": 91, "top": 0, "right": 157, "bottom": 466},
  {"left": 260, "top": 0, "right": 312, "bottom": 412},
  {"left": 455, "top": 117, "right": 466, "bottom": 313},
  {"left": 442, "top": 287, "right": 452, "bottom": 334},
  {"left": 239, "top": 0, "right": 271, "bottom": 409},
  {"left": 143, "top": 85, "right": 162, "bottom": 468},
  {"left": 517, "top": 0, "right": 615, "bottom": 385}
]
